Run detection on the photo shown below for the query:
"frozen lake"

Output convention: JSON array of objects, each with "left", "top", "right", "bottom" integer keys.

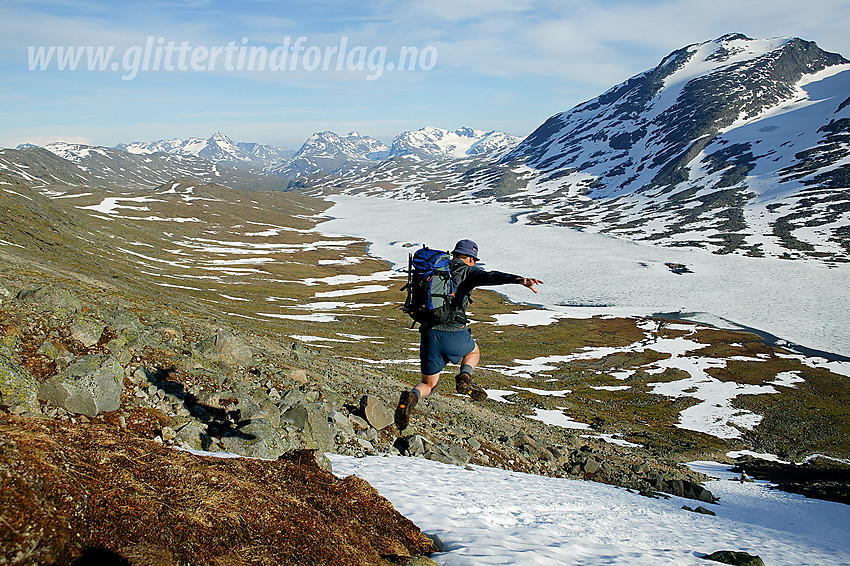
[{"left": 317, "top": 196, "right": 850, "bottom": 359}]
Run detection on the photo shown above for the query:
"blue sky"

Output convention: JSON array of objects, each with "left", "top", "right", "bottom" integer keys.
[{"left": 2, "top": 0, "right": 849, "bottom": 150}]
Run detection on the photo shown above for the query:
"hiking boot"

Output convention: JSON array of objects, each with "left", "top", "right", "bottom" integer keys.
[
  {"left": 455, "top": 372, "right": 487, "bottom": 401},
  {"left": 395, "top": 390, "right": 418, "bottom": 431}
]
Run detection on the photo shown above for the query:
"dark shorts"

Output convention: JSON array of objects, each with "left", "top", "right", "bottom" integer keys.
[{"left": 420, "top": 328, "right": 476, "bottom": 375}]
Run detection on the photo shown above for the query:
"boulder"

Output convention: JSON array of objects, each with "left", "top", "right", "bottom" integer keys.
[
  {"left": 1, "top": 334, "right": 22, "bottom": 358},
  {"left": 16, "top": 285, "right": 83, "bottom": 313},
  {"left": 396, "top": 435, "right": 430, "bottom": 457},
  {"left": 282, "top": 404, "right": 308, "bottom": 429},
  {"left": 360, "top": 394, "right": 393, "bottom": 430},
  {"left": 701, "top": 550, "right": 765, "bottom": 566},
  {"left": 234, "top": 385, "right": 280, "bottom": 426},
  {"left": 582, "top": 457, "right": 601, "bottom": 475},
  {"left": 426, "top": 443, "right": 470, "bottom": 466},
  {"left": 279, "top": 387, "right": 307, "bottom": 409},
  {"left": 70, "top": 314, "right": 106, "bottom": 348},
  {"left": 37, "top": 354, "right": 123, "bottom": 417},
  {"left": 0, "top": 353, "right": 40, "bottom": 414},
  {"left": 108, "top": 309, "right": 144, "bottom": 333},
  {"left": 194, "top": 331, "right": 253, "bottom": 367},
  {"left": 221, "top": 418, "right": 294, "bottom": 460},
  {"left": 173, "top": 419, "right": 211, "bottom": 451},
  {"left": 105, "top": 335, "right": 134, "bottom": 366},
  {"left": 289, "top": 368, "right": 308, "bottom": 384},
  {"left": 349, "top": 414, "right": 369, "bottom": 431},
  {"left": 683, "top": 480, "right": 717, "bottom": 503},
  {"left": 281, "top": 400, "right": 334, "bottom": 452},
  {"left": 301, "top": 404, "right": 335, "bottom": 452},
  {"left": 36, "top": 340, "right": 63, "bottom": 360}
]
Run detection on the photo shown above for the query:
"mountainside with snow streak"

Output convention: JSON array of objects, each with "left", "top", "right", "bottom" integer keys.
[{"left": 304, "top": 35, "right": 850, "bottom": 263}]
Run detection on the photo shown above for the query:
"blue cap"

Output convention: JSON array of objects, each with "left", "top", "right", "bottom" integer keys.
[{"left": 452, "top": 239, "right": 479, "bottom": 260}]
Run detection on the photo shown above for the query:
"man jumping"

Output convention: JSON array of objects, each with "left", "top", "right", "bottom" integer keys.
[{"left": 395, "top": 239, "right": 542, "bottom": 430}]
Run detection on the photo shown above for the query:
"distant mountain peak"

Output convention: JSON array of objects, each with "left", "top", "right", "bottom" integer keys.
[
  {"left": 268, "top": 130, "right": 390, "bottom": 178},
  {"left": 115, "top": 133, "right": 293, "bottom": 170},
  {"left": 388, "top": 126, "right": 521, "bottom": 161}
]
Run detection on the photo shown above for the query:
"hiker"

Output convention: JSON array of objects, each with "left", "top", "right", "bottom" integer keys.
[{"left": 395, "top": 239, "right": 542, "bottom": 430}]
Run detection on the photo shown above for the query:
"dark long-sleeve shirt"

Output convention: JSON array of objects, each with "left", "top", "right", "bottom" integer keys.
[{"left": 426, "top": 257, "right": 522, "bottom": 331}]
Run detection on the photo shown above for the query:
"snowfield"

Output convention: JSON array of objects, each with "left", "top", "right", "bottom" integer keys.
[
  {"left": 317, "top": 196, "right": 850, "bottom": 359},
  {"left": 329, "top": 453, "right": 850, "bottom": 566}
]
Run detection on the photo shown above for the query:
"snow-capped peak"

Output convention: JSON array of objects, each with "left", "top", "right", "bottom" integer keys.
[
  {"left": 661, "top": 34, "right": 793, "bottom": 92},
  {"left": 115, "top": 134, "right": 293, "bottom": 169},
  {"left": 388, "top": 126, "right": 522, "bottom": 161}
]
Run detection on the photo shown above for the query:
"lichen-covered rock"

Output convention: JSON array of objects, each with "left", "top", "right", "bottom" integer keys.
[
  {"left": 301, "top": 404, "right": 335, "bottom": 452},
  {"left": 70, "top": 314, "right": 106, "bottom": 348},
  {"left": 193, "top": 330, "right": 253, "bottom": 367},
  {"left": 221, "top": 418, "right": 295, "bottom": 460},
  {"left": 0, "top": 353, "right": 39, "bottom": 414},
  {"left": 37, "top": 339, "right": 63, "bottom": 360},
  {"left": 105, "top": 335, "right": 133, "bottom": 366},
  {"left": 16, "top": 285, "right": 83, "bottom": 313},
  {"left": 107, "top": 309, "right": 144, "bottom": 333},
  {"left": 173, "top": 419, "right": 210, "bottom": 451},
  {"left": 233, "top": 384, "right": 280, "bottom": 426},
  {"left": 37, "top": 354, "right": 123, "bottom": 417}
]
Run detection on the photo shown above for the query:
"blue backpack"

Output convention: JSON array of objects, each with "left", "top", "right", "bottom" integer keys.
[{"left": 402, "top": 246, "right": 460, "bottom": 327}]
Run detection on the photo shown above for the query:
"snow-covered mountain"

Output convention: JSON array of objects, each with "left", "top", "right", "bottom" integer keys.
[
  {"left": 268, "top": 131, "right": 390, "bottom": 179},
  {"left": 504, "top": 34, "right": 848, "bottom": 197},
  {"left": 496, "top": 34, "right": 850, "bottom": 260},
  {"left": 387, "top": 126, "right": 521, "bottom": 161},
  {"left": 117, "top": 132, "right": 293, "bottom": 170},
  {"left": 236, "top": 141, "right": 295, "bottom": 164},
  {"left": 273, "top": 127, "right": 521, "bottom": 180},
  {"left": 306, "top": 35, "right": 850, "bottom": 263}
]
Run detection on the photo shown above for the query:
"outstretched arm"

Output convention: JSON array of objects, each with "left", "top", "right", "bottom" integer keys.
[
  {"left": 516, "top": 277, "right": 543, "bottom": 293},
  {"left": 463, "top": 266, "right": 542, "bottom": 293}
]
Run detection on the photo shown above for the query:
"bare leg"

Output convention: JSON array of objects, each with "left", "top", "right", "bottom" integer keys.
[
  {"left": 460, "top": 343, "right": 480, "bottom": 371},
  {"left": 414, "top": 372, "right": 440, "bottom": 399}
]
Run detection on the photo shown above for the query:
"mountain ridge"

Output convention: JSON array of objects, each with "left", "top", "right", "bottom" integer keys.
[
  {"left": 13, "top": 124, "right": 523, "bottom": 181},
  {"left": 116, "top": 131, "right": 295, "bottom": 171}
]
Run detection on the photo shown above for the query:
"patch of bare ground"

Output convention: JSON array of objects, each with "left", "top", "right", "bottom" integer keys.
[{"left": 0, "top": 415, "right": 436, "bottom": 566}]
